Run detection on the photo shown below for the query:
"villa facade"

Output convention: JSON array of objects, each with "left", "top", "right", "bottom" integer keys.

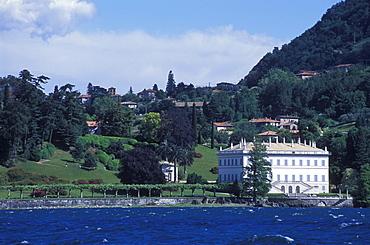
[{"left": 217, "top": 139, "right": 330, "bottom": 194}]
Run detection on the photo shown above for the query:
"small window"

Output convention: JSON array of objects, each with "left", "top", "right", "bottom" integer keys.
[
  {"left": 277, "top": 159, "right": 280, "bottom": 166},
  {"left": 284, "top": 160, "right": 288, "bottom": 166},
  {"left": 292, "top": 175, "right": 295, "bottom": 181},
  {"left": 307, "top": 175, "right": 310, "bottom": 181},
  {"left": 314, "top": 160, "right": 318, "bottom": 166},
  {"left": 277, "top": 174, "right": 280, "bottom": 181},
  {"left": 314, "top": 175, "right": 318, "bottom": 182},
  {"left": 322, "top": 186, "right": 326, "bottom": 191},
  {"left": 299, "top": 175, "right": 303, "bottom": 181},
  {"left": 285, "top": 175, "right": 288, "bottom": 181},
  {"left": 307, "top": 160, "right": 310, "bottom": 166},
  {"left": 292, "top": 160, "right": 295, "bottom": 166},
  {"left": 300, "top": 160, "right": 303, "bottom": 166},
  {"left": 322, "top": 160, "right": 325, "bottom": 166},
  {"left": 322, "top": 175, "right": 325, "bottom": 182},
  {"left": 219, "top": 160, "right": 222, "bottom": 166}
]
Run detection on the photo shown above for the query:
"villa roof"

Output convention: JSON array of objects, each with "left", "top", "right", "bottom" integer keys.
[
  {"left": 214, "top": 122, "right": 233, "bottom": 128},
  {"left": 218, "top": 141, "right": 329, "bottom": 154},
  {"left": 249, "top": 118, "right": 280, "bottom": 123}
]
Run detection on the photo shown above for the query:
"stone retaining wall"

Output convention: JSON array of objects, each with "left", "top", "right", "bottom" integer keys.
[{"left": 0, "top": 197, "right": 209, "bottom": 209}]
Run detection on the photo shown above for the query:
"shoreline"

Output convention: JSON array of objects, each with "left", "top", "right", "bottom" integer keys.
[{"left": 0, "top": 196, "right": 354, "bottom": 210}]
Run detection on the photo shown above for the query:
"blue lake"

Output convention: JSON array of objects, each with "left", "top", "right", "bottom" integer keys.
[{"left": 1, "top": 207, "right": 369, "bottom": 244}]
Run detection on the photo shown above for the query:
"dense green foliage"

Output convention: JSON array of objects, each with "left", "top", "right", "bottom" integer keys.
[{"left": 240, "top": 0, "right": 370, "bottom": 87}]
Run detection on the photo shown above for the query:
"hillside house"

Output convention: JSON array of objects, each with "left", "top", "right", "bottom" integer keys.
[
  {"left": 160, "top": 161, "right": 177, "bottom": 182},
  {"left": 86, "top": 121, "right": 101, "bottom": 135},
  {"left": 175, "top": 101, "right": 206, "bottom": 109},
  {"left": 249, "top": 118, "right": 280, "bottom": 128},
  {"left": 138, "top": 89, "right": 157, "bottom": 100},
  {"left": 296, "top": 70, "right": 318, "bottom": 79},
  {"left": 121, "top": 101, "right": 138, "bottom": 109},
  {"left": 77, "top": 94, "right": 92, "bottom": 104},
  {"left": 214, "top": 122, "right": 234, "bottom": 132},
  {"left": 217, "top": 139, "right": 330, "bottom": 194}
]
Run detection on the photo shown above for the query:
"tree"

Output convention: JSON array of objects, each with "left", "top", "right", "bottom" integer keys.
[
  {"left": 83, "top": 151, "right": 97, "bottom": 170},
  {"left": 93, "top": 97, "right": 135, "bottom": 137},
  {"left": 139, "top": 112, "right": 161, "bottom": 143},
  {"left": 353, "top": 163, "right": 370, "bottom": 208},
  {"left": 118, "top": 147, "right": 166, "bottom": 184},
  {"left": 243, "top": 142, "right": 272, "bottom": 203},
  {"left": 165, "top": 70, "right": 176, "bottom": 96}
]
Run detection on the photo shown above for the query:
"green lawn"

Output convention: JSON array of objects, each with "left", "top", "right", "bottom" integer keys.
[
  {"left": 0, "top": 144, "right": 219, "bottom": 187},
  {"left": 183, "top": 145, "right": 218, "bottom": 181},
  {"left": 3, "top": 150, "right": 120, "bottom": 184}
]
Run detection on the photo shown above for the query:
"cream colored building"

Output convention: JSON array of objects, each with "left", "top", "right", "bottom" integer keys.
[{"left": 217, "top": 139, "right": 330, "bottom": 194}]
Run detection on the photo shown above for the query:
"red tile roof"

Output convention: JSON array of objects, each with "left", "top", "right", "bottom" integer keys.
[
  {"left": 258, "top": 131, "right": 278, "bottom": 136},
  {"left": 86, "top": 121, "right": 100, "bottom": 127},
  {"left": 214, "top": 122, "right": 233, "bottom": 127}
]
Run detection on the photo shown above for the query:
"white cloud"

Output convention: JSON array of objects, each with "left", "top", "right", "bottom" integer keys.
[
  {"left": 0, "top": 0, "right": 96, "bottom": 39},
  {"left": 1, "top": 26, "right": 282, "bottom": 94}
]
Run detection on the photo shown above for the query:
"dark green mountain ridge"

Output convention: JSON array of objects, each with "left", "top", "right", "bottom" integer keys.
[{"left": 240, "top": 0, "right": 370, "bottom": 87}]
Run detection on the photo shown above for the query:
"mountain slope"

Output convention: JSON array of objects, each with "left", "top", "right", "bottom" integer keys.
[{"left": 240, "top": 0, "right": 370, "bottom": 87}]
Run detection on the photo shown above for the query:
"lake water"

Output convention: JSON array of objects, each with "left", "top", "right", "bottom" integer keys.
[{"left": 0, "top": 207, "right": 369, "bottom": 244}]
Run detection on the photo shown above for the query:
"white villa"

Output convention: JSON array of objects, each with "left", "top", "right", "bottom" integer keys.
[{"left": 217, "top": 139, "right": 331, "bottom": 194}]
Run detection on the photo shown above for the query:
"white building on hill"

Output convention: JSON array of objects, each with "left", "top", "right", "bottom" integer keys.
[{"left": 217, "top": 139, "right": 330, "bottom": 194}]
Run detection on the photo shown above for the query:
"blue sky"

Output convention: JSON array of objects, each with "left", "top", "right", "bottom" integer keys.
[{"left": 1, "top": 0, "right": 341, "bottom": 94}]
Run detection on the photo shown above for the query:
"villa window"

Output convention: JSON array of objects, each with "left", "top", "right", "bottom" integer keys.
[
  {"left": 292, "top": 160, "right": 295, "bottom": 166},
  {"left": 299, "top": 160, "right": 303, "bottom": 166},
  {"left": 228, "top": 159, "right": 230, "bottom": 165},
  {"left": 322, "top": 175, "right": 325, "bottom": 182},
  {"left": 219, "top": 160, "right": 222, "bottom": 166},
  {"left": 277, "top": 174, "right": 280, "bottom": 181},
  {"left": 224, "top": 159, "right": 226, "bottom": 165},
  {"left": 270, "top": 159, "right": 273, "bottom": 165},
  {"left": 231, "top": 159, "right": 234, "bottom": 165},
  {"left": 314, "top": 175, "right": 318, "bottom": 182},
  {"left": 277, "top": 159, "right": 280, "bottom": 166},
  {"left": 284, "top": 160, "right": 288, "bottom": 166},
  {"left": 322, "top": 160, "right": 325, "bottom": 166},
  {"left": 292, "top": 175, "right": 295, "bottom": 181},
  {"left": 285, "top": 175, "right": 288, "bottom": 181},
  {"left": 299, "top": 175, "right": 303, "bottom": 181},
  {"left": 307, "top": 175, "right": 310, "bottom": 181},
  {"left": 314, "top": 160, "right": 318, "bottom": 166},
  {"left": 322, "top": 186, "right": 326, "bottom": 191},
  {"left": 307, "top": 160, "right": 310, "bottom": 166}
]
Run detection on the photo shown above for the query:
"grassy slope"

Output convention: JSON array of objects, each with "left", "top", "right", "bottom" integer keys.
[
  {"left": 0, "top": 144, "right": 218, "bottom": 185},
  {"left": 4, "top": 150, "right": 120, "bottom": 184},
  {"left": 184, "top": 145, "right": 218, "bottom": 181}
]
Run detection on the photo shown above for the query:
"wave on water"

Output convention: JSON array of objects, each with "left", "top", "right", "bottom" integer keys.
[{"left": 232, "top": 234, "right": 294, "bottom": 245}]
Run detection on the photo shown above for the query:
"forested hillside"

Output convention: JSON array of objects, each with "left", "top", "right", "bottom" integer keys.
[{"left": 240, "top": 0, "right": 370, "bottom": 87}]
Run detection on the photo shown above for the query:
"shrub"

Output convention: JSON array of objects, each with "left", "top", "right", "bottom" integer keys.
[
  {"left": 89, "top": 179, "right": 103, "bottom": 184},
  {"left": 187, "top": 173, "right": 207, "bottom": 184},
  {"left": 194, "top": 152, "right": 203, "bottom": 158},
  {"left": 30, "top": 190, "right": 45, "bottom": 197},
  {"left": 39, "top": 143, "right": 57, "bottom": 159},
  {"left": 210, "top": 166, "right": 218, "bottom": 174},
  {"left": 128, "top": 138, "right": 137, "bottom": 145},
  {"left": 73, "top": 179, "right": 89, "bottom": 185}
]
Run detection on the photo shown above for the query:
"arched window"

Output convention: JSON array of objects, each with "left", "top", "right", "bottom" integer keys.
[
  {"left": 296, "top": 186, "right": 300, "bottom": 193},
  {"left": 288, "top": 186, "right": 293, "bottom": 193},
  {"left": 281, "top": 186, "right": 285, "bottom": 193}
]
